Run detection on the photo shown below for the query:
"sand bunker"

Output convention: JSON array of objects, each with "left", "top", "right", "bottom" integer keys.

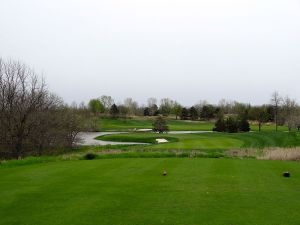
[{"left": 156, "top": 138, "right": 169, "bottom": 143}]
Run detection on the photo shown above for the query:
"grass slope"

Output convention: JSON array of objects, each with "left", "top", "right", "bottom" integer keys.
[
  {"left": 98, "top": 132, "right": 300, "bottom": 151},
  {"left": 1, "top": 158, "right": 300, "bottom": 225}
]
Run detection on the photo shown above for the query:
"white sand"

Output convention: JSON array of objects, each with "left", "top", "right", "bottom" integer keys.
[{"left": 156, "top": 138, "right": 169, "bottom": 143}]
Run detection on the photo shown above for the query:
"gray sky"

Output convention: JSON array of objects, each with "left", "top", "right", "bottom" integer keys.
[{"left": 1, "top": 0, "right": 300, "bottom": 106}]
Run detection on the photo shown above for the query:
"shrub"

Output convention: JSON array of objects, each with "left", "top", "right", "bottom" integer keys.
[
  {"left": 153, "top": 116, "right": 169, "bottom": 133},
  {"left": 213, "top": 117, "right": 226, "bottom": 132},
  {"left": 84, "top": 153, "right": 97, "bottom": 160},
  {"left": 213, "top": 116, "right": 250, "bottom": 133}
]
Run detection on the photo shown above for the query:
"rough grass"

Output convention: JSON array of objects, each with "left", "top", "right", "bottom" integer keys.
[{"left": 1, "top": 158, "right": 300, "bottom": 225}]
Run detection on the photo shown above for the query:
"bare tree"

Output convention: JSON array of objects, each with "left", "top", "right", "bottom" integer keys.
[
  {"left": 282, "top": 96, "right": 298, "bottom": 131},
  {"left": 159, "top": 98, "right": 175, "bottom": 116},
  {"left": 147, "top": 97, "right": 158, "bottom": 116},
  {"left": 100, "top": 95, "right": 114, "bottom": 112},
  {"left": 172, "top": 101, "right": 182, "bottom": 120},
  {"left": 147, "top": 97, "right": 157, "bottom": 108},
  {"left": 124, "top": 97, "right": 138, "bottom": 116},
  {"left": 271, "top": 91, "right": 282, "bottom": 132},
  {"left": 0, "top": 58, "right": 82, "bottom": 159}
]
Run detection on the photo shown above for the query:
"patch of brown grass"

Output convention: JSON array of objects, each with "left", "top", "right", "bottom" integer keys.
[
  {"left": 259, "top": 148, "right": 300, "bottom": 161},
  {"left": 225, "top": 149, "right": 260, "bottom": 158}
]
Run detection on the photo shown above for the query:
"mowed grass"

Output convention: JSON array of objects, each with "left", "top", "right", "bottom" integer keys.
[
  {"left": 98, "top": 132, "right": 300, "bottom": 151},
  {"left": 1, "top": 158, "right": 300, "bottom": 225},
  {"left": 99, "top": 117, "right": 289, "bottom": 132},
  {"left": 99, "top": 117, "right": 214, "bottom": 131}
]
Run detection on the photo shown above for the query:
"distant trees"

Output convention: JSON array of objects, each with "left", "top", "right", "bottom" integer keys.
[
  {"left": 88, "top": 99, "right": 105, "bottom": 115},
  {"left": 180, "top": 108, "right": 189, "bottom": 120},
  {"left": 143, "top": 107, "right": 151, "bottom": 116},
  {"left": 173, "top": 101, "right": 182, "bottom": 120},
  {"left": 100, "top": 95, "right": 114, "bottom": 112},
  {"left": 200, "top": 104, "right": 217, "bottom": 120},
  {"left": 159, "top": 98, "right": 175, "bottom": 116},
  {"left": 152, "top": 116, "right": 169, "bottom": 133},
  {"left": 0, "top": 59, "right": 82, "bottom": 159},
  {"left": 86, "top": 91, "right": 300, "bottom": 132},
  {"left": 282, "top": 96, "right": 298, "bottom": 131},
  {"left": 123, "top": 98, "right": 138, "bottom": 116},
  {"left": 118, "top": 105, "right": 129, "bottom": 118},
  {"left": 147, "top": 98, "right": 159, "bottom": 116},
  {"left": 249, "top": 106, "right": 269, "bottom": 131},
  {"left": 189, "top": 107, "right": 198, "bottom": 120}
]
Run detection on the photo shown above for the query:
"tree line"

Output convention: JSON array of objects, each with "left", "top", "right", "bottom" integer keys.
[{"left": 88, "top": 93, "right": 300, "bottom": 132}]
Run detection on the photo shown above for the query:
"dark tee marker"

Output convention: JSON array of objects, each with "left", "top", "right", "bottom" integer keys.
[{"left": 283, "top": 172, "right": 290, "bottom": 177}]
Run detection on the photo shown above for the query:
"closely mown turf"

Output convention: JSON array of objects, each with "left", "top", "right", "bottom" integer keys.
[
  {"left": 98, "top": 117, "right": 289, "bottom": 132},
  {"left": 99, "top": 117, "right": 214, "bottom": 131},
  {"left": 98, "top": 131, "right": 300, "bottom": 151},
  {"left": 96, "top": 133, "right": 179, "bottom": 144},
  {"left": 1, "top": 158, "right": 300, "bottom": 225}
]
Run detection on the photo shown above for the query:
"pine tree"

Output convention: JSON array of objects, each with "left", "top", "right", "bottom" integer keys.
[
  {"left": 213, "top": 116, "right": 226, "bottom": 132},
  {"left": 109, "top": 104, "right": 119, "bottom": 118},
  {"left": 180, "top": 108, "right": 189, "bottom": 120},
  {"left": 189, "top": 107, "right": 198, "bottom": 121}
]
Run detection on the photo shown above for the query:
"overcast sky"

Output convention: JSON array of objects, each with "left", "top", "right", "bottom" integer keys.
[{"left": 1, "top": 0, "right": 300, "bottom": 106}]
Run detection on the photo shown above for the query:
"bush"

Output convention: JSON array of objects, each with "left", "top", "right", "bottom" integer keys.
[
  {"left": 153, "top": 116, "right": 169, "bottom": 133},
  {"left": 213, "top": 116, "right": 250, "bottom": 133},
  {"left": 238, "top": 117, "right": 250, "bottom": 132},
  {"left": 84, "top": 153, "right": 97, "bottom": 160},
  {"left": 213, "top": 117, "right": 226, "bottom": 132}
]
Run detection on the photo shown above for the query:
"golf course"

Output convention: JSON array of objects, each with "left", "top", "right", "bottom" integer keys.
[
  {"left": 1, "top": 117, "right": 300, "bottom": 225},
  {"left": 2, "top": 0, "right": 300, "bottom": 224}
]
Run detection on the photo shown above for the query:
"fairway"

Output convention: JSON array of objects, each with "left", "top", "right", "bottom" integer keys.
[
  {"left": 99, "top": 117, "right": 214, "bottom": 131},
  {"left": 1, "top": 158, "right": 300, "bottom": 225},
  {"left": 98, "top": 117, "right": 289, "bottom": 132},
  {"left": 98, "top": 131, "right": 300, "bottom": 151}
]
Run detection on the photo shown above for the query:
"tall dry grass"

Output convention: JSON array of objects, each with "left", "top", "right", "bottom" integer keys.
[
  {"left": 259, "top": 148, "right": 300, "bottom": 161},
  {"left": 226, "top": 148, "right": 300, "bottom": 161}
]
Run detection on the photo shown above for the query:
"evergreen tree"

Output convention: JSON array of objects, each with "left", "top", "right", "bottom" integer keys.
[
  {"left": 238, "top": 117, "right": 250, "bottom": 132},
  {"left": 109, "top": 104, "right": 119, "bottom": 118},
  {"left": 180, "top": 108, "right": 189, "bottom": 120},
  {"left": 213, "top": 116, "right": 226, "bottom": 132},
  {"left": 226, "top": 117, "right": 238, "bottom": 133},
  {"left": 200, "top": 104, "right": 216, "bottom": 120},
  {"left": 189, "top": 107, "right": 198, "bottom": 121},
  {"left": 150, "top": 104, "right": 159, "bottom": 116},
  {"left": 144, "top": 107, "right": 150, "bottom": 116}
]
